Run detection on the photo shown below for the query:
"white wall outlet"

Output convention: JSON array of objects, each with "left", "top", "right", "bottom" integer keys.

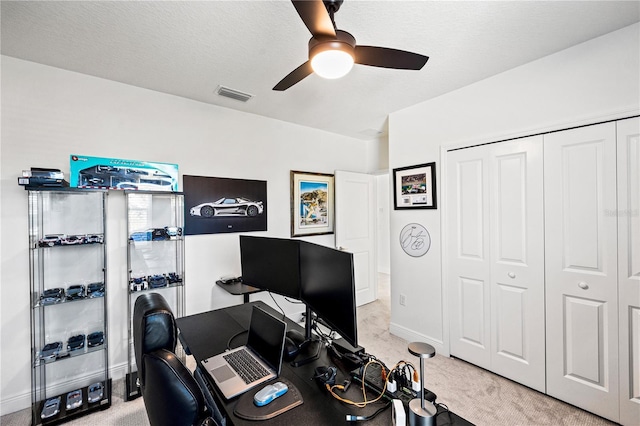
[{"left": 400, "top": 293, "right": 407, "bottom": 306}]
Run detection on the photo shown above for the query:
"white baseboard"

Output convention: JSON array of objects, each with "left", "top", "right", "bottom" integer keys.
[
  {"left": 0, "top": 361, "right": 128, "bottom": 416},
  {"left": 389, "top": 322, "right": 449, "bottom": 357},
  {"left": 0, "top": 390, "right": 31, "bottom": 417}
]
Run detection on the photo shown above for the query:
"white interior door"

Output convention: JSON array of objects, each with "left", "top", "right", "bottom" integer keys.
[
  {"left": 446, "top": 145, "right": 492, "bottom": 369},
  {"left": 489, "top": 136, "right": 545, "bottom": 392},
  {"left": 617, "top": 117, "right": 640, "bottom": 426},
  {"left": 544, "top": 122, "right": 619, "bottom": 422},
  {"left": 335, "top": 170, "right": 377, "bottom": 306}
]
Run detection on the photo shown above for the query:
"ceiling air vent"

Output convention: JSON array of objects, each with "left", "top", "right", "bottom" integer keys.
[{"left": 216, "top": 85, "right": 253, "bottom": 102}]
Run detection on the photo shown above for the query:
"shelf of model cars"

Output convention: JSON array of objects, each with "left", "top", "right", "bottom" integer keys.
[
  {"left": 35, "top": 331, "right": 106, "bottom": 368},
  {"left": 38, "top": 379, "right": 111, "bottom": 424},
  {"left": 36, "top": 233, "right": 104, "bottom": 248},
  {"left": 129, "top": 273, "right": 183, "bottom": 293},
  {"left": 34, "top": 282, "right": 105, "bottom": 308},
  {"left": 128, "top": 226, "right": 182, "bottom": 242}
]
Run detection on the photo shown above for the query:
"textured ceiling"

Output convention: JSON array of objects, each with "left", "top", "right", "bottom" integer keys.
[{"left": 2, "top": 1, "right": 639, "bottom": 140}]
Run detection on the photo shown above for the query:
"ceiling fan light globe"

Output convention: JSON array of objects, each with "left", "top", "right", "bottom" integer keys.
[{"left": 311, "top": 50, "right": 354, "bottom": 79}]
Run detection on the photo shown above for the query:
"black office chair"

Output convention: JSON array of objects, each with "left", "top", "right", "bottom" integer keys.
[{"left": 133, "top": 293, "right": 223, "bottom": 426}]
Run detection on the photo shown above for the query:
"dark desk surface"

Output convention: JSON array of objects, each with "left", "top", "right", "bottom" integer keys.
[
  {"left": 215, "top": 280, "right": 262, "bottom": 303},
  {"left": 177, "top": 301, "right": 473, "bottom": 426}
]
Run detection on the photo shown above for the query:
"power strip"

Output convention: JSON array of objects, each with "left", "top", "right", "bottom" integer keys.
[{"left": 350, "top": 363, "right": 436, "bottom": 408}]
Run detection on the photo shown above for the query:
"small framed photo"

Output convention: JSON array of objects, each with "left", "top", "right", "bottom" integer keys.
[
  {"left": 393, "top": 162, "right": 437, "bottom": 210},
  {"left": 290, "top": 170, "right": 334, "bottom": 237}
]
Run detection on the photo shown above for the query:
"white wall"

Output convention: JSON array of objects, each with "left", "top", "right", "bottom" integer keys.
[
  {"left": 387, "top": 23, "right": 640, "bottom": 355},
  {"left": 0, "top": 56, "right": 377, "bottom": 413},
  {"left": 376, "top": 173, "right": 390, "bottom": 274}
]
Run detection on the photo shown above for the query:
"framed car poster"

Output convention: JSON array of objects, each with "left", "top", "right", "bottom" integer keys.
[
  {"left": 183, "top": 175, "right": 267, "bottom": 235},
  {"left": 290, "top": 170, "right": 334, "bottom": 237},
  {"left": 392, "top": 162, "right": 437, "bottom": 210}
]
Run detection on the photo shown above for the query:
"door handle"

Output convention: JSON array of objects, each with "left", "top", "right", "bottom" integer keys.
[
  {"left": 508, "top": 272, "right": 516, "bottom": 279},
  {"left": 578, "top": 281, "right": 589, "bottom": 290}
]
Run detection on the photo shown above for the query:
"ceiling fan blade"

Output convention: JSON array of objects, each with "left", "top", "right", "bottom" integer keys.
[
  {"left": 291, "top": 0, "right": 336, "bottom": 39},
  {"left": 354, "top": 45, "right": 429, "bottom": 70},
  {"left": 273, "top": 61, "right": 314, "bottom": 91}
]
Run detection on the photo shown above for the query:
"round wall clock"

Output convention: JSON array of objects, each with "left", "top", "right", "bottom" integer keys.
[{"left": 399, "top": 223, "right": 431, "bottom": 257}]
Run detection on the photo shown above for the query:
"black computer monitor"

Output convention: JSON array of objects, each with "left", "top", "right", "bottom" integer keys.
[
  {"left": 239, "top": 235, "right": 301, "bottom": 299},
  {"left": 299, "top": 240, "right": 358, "bottom": 348}
]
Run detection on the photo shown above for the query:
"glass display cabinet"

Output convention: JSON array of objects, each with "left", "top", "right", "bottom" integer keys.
[
  {"left": 124, "top": 191, "right": 185, "bottom": 400},
  {"left": 28, "top": 188, "right": 111, "bottom": 425}
]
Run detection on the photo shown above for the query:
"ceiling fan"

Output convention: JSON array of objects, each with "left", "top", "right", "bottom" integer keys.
[{"left": 273, "top": 0, "right": 429, "bottom": 91}]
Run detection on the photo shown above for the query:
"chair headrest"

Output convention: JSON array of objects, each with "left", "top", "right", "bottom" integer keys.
[{"left": 133, "top": 293, "right": 177, "bottom": 386}]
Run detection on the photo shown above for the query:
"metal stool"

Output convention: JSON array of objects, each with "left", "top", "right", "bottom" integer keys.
[{"left": 408, "top": 342, "right": 437, "bottom": 426}]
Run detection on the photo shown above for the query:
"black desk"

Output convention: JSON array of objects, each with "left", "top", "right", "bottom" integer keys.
[
  {"left": 215, "top": 280, "right": 262, "bottom": 303},
  {"left": 176, "top": 301, "right": 473, "bottom": 425}
]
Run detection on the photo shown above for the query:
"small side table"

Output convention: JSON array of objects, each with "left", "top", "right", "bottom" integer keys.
[
  {"left": 408, "top": 342, "right": 437, "bottom": 426},
  {"left": 215, "top": 280, "right": 262, "bottom": 303}
]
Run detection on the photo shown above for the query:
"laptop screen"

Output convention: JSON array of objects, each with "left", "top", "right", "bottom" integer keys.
[{"left": 246, "top": 306, "right": 287, "bottom": 374}]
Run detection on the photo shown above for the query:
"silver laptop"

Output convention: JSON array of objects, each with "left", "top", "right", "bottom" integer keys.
[{"left": 201, "top": 305, "right": 287, "bottom": 399}]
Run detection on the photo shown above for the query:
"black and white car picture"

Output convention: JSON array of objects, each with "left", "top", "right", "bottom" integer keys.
[{"left": 190, "top": 197, "right": 264, "bottom": 218}]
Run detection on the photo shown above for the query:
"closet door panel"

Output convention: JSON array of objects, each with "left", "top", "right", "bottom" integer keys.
[
  {"left": 490, "top": 136, "right": 545, "bottom": 392},
  {"left": 617, "top": 117, "right": 640, "bottom": 426},
  {"left": 447, "top": 147, "right": 491, "bottom": 368},
  {"left": 545, "top": 122, "right": 619, "bottom": 422}
]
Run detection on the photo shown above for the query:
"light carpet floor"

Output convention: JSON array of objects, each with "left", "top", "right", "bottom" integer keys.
[{"left": 1, "top": 274, "right": 614, "bottom": 425}]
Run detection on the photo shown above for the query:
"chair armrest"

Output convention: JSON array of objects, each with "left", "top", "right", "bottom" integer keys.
[
  {"left": 197, "top": 416, "right": 218, "bottom": 426},
  {"left": 194, "top": 366, "right": 227, "bottom": 426}
]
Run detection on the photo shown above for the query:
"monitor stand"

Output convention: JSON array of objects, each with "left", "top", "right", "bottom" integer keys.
[{"left": 289, "top": 307, "right": 322, "bottom": 367}]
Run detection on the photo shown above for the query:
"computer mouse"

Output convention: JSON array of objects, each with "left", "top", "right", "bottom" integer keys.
[
  {"left": 253, "top": 382, "right": 288, "bottom": 407},
  {"left": 283, "top": 337, "right": 300, "bottom": 361}
]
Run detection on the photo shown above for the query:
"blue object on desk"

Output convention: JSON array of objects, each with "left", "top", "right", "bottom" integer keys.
[{"left": 253, "top": 382, "right": 288, "bottom": 407}]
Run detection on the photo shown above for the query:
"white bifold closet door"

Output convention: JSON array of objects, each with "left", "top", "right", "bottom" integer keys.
[
  {"left": 446, "top": 136, "right": 545, "bottom": 392},
  {"left": 617, "top": 117, "right": 640, "bottom": 426},
  {"left": 544, "top": 122, "right": 619, "bottom": 422}
]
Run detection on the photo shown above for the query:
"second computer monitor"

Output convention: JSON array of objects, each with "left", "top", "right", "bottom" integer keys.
[{"left": 299, "top": 241, "right": 358, "bottom": 349}]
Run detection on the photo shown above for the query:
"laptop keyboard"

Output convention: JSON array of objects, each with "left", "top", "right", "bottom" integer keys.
[{"left": 223, "top": 349, "right": 270, "bottom": 384}]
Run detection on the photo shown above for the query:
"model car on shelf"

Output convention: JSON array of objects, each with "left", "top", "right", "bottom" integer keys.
[
  {"left": 67, "top": 334, "right": 85, "bottom": 352},
  {"left": 166, "top": 272, "right": 182, "bottom": 284},
  {"left": 87, "top": 282, "right": 105, "bottom": 298},
  {"left": 66, "top": 389, "right": 82, "bottom": 410},
  {"left": 84, "top": 234, "right": 104, "bottom": 244},
  {"left": 190, "top": 197, "right": 264, "bottom": 218},
  {"left": 87, "top": 382, "right": 104, "bottom": 403},
  {"left": 148, "top": 274, "right": 167, "bottom": 288},
  {"left": 62, "top": 235, "right": 85, "bottom": 245},
  {"left": 40, "top": 396, "right": 61, "bottom": 419},
  {"left": 87, "top": 331, "right": 104, "bottom": 347},
  {"left": 38, "top": 234, "right": 66, "bottom": 247},
  {"left": 129, "top": 230, "right": 151, "bottom": 241},
  {"left": 129, "top": 277, "right": 147, "bottom": 292},
  {"left": 40, "top": 341, "right": 63, "bottom": 361},
  {"left": 151, "top": 228, "right": 170, "bottom": 241},
  {"left": 40, "top": 288, "right": 65, "bottom": 305},
  {"left": 165, "top": 226, "right": 182, "bottom": 237},
  {"left": 66, "top": 284, "right": 86, "bottom": 300},
  {"left": 130, "top": 226, "right": 181, "bottom": 241}
]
